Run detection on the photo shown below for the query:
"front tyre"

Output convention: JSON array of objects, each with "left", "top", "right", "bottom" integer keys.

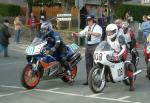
[
  {"left": 147, "top": 62, "right": 150, "bottom": 80},
  {"left": 88, "top": 66, "right": 106, "bottom": 93},
  {"left": 21, "top": 64, "right": 40, "bottom": 89},
  {"left": 61, "top": 65, "right": 77, "bottom": 82}
]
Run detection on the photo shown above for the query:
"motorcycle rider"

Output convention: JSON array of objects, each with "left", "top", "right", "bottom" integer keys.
[
  {"left": 40, "top": 21, "right": 73, "bottom": 82},
  {"left": 122, "top": 21, "right": 136, "bottom": 51},
  {"left": 106, "top": 23, "right": 135, "bottom": 91},
  {"left": 122, "top": 21, "right": 139, "bottom": 66}
]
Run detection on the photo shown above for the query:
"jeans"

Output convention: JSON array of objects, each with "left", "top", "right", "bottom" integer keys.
[
  {"left": 0, "top": 44, "right": 8, "bottom": 56},
  {"left": 29, "top": 27, "right": 36, "bottom": 42},
  {"left": 143, "top": 32, "right": 149, "bottom": 46},
  {"left": 15, "top": 29, "right": 21, "bottom": 43}
]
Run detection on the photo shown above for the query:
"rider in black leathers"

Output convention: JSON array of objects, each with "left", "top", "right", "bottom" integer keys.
[{"left": 40, "top": 21, "right": 73, "bottom": 82}]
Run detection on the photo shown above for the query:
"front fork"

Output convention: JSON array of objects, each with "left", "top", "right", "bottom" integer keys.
[
  {"left": 100, "top": 66, "right": 105, "bottom": 80},
  {"left": 30, "top": 58, "right": 39, "bottom": 75}
]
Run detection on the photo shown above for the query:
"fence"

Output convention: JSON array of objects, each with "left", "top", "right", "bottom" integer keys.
[{"left": 20, "top": 6, "right": 78, "bottom": 17}]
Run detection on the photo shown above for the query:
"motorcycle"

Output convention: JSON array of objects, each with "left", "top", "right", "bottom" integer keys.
[
  {"left": 21, "top": 37, "right": 81, "bottom": 89},
  {"left": 88, "top": 41, "right": 142, "bottom": 93},
  {"left": 144, "top": 36, "right": 150, "bottom": 80}
]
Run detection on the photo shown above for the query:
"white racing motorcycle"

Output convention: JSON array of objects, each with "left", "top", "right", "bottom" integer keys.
[{"left": 88, "top": 41, "right": 142, "bottom": 93}]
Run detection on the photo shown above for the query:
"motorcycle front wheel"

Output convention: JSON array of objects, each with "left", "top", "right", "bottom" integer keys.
[
  {"left": 88, "top": 66, "right": 106, "bottom": 93},
  {"left": 21, "top": 64, "right": 41, "bottom": 89},
  {"left": 147, "top": 62, "right": 150, "bottom": 80}
]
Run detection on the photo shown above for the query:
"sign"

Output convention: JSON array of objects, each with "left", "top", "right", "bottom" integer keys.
[{"left": 56, "top": 14, "right": 72, "bottom": 21}]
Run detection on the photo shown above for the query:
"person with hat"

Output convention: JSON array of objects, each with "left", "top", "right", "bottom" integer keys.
[
  {"left": 72, "top": 15, "right": 102, "bottom": 85},
  {"left": 0, "top": 20, "right": 11, "bottom": 57}
]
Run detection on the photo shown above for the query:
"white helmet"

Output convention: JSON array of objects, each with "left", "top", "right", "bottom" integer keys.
[{"left": 106, "top": 24, "right": 118, "bottom": 39}]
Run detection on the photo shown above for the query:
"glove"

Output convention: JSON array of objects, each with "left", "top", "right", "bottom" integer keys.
[
  {"left": 41, "top": 48, "right": 49, "bottom": 55},
  {"left": 51, "top": 47, "right": 56, "bottom": 52}
]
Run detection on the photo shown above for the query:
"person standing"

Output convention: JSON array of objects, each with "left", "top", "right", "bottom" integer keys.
[
  {"left": 0, "top": 20, "right": 11, "bottom": 57},
  {"left": 115, "top": 19, "right": 124, "bottom": 36},
  {"left": 72, "top": 15, "right": 102, "bottom": 85},
  {"left": 141, "top": 15, "right": 150, "bottom": 46},
  {"left": 39, "top": 6, "right": 46, "bottom": 20},
  {"left": 27, "top": 12, "right": 38, "bottom": 42},
  {"left": 14, "top": 16, "right": 22, "bottom": 44}
]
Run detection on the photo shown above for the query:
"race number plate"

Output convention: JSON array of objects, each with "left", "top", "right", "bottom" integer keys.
[
  {"left": 26, "top": 46, "right": 35, "bottom": 55},
  {"left": 94, "top": 52, "right": 103, "bottom": 61}
]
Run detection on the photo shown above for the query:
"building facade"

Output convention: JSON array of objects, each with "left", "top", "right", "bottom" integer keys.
[{"left": 141, "top": 0, "right": 150, "bottom": 4}]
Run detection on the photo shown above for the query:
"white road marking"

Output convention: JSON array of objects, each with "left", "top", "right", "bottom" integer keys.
[
  {"left": 0, "top": 85, "right": 25, "bottom": 89},
  {"left": 35, "top": 88, "right": 60, "bottom": 91},
  {"left": 86, "top": 93, "right": 104, "bottom": 97},
  {"left": 0, "top": 90, "right": 31, "bottom": 98},
  {"left": 0, "top": 85, "right": 140, "bottom": 103},
  {"left": 35, "top": 89, "right": 133, "bottom": 103},
  {"left": 0, "top": 61, "right": 25, "bottom": 66},
  {"left": 117, "top": 96, "right": 131, "bottom": 100}
]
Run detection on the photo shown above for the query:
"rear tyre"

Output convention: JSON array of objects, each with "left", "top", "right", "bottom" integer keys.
[
  {"left": 61, "top": 65, "right": 77, "bottom": 82},
  {"left": 88, "top": 66, "right": 106, "bottom": 93},
  {"left": 21, "top": 64, "right": 41, "bottom": 89},
  {"left": 147, "top": 62, "right": 150, "bottom": 80},
  {"left": 123, "top": 63, "right": 137, "bottom": 85}
]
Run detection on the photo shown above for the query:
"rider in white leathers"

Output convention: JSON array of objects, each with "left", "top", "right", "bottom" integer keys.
[{"left": 106, "top": 24, "right": 135, "bottom": 91}]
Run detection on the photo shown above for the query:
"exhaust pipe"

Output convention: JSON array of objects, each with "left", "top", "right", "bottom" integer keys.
[{"left": 125, "top": 70, "right": 142, "bottom": 79}]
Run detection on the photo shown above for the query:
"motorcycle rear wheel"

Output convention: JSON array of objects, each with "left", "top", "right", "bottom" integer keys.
[
  {"left": 123, "top": 63, "right": 137, "bottom": 85},
  {"left": 147, "top": 62, "right": 150, "bottom": 80},
  {"left": 21, "top": 64, "right": 41, "bottom": 89},
  {"left": 88, "top": 66, "right": 106, "bottom": 93},
  {"left": 61, "top": 65, "right": 77, "bottom": 82}
]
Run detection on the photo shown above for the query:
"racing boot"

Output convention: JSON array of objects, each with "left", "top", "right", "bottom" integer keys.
[
  {"left": 129, "top": 77, "right": 135, "bottom": 91},
  {"left": 127, "top": 70, "right": 135, "bottom": 91}
]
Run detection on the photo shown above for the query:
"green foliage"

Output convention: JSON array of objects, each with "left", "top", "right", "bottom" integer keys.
[
  {"left": 115, "top": 4, "right": 150, "bottom": 22},
  {"left": 0, "top": 3, "right": 20, "bottom": 16}
]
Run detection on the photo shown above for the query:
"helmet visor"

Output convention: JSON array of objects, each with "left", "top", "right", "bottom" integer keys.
[{"left": 106, "top": 29, "right": 116, "bottom": 36}]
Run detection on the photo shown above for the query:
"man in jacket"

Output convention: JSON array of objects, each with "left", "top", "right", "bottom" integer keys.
[{"left": 0, "top": 20, "right": 11, "bottom": 57}]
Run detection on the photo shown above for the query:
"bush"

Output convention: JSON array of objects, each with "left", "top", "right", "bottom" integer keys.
[
  {"left": 115, "top": 3, "right": 150, "bottom": 22},
  {"left": 0, "top": 3, "right": 20, "bottom": 16}
]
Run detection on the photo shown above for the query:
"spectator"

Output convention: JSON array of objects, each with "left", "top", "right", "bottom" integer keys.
[
  {"left": 141, "top": 15, "right": 150, "bottom": 45},
  {"left": 72, "top": 15, "right": 102, "bottom": 85},
  {"left": 0, "top": 20, "right": 11, "bottom": 57},
  {"left": 124, "top": 11, "right": 133, "bottom": 23},
  {"left": 14, "top": 16, "right": 22, "bottom": 44},
  {"left": 39, "top": 6, "right": 46, "bottom": 20},
  {"left": 80, "top": 6, "right": 88, "bottom": 29},
  {"left": 105, "top": 3, "right": 113, "bottom": 23},
  {"left": 26, "top": 12, "right": 38, "bottom": 42},
  {"left": 97, "top": 6, "right": 107, "bottom": 41},
  {"left": 115, "top": 19, "right": 124, "bottom": 36}
]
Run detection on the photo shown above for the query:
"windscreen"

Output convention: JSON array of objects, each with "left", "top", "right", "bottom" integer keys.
[{"left": 95, "top": 41, "right": 112, "bottom": 51}]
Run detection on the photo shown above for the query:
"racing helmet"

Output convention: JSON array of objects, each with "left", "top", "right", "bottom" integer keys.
[
  {"left": 41, "top": 21, "right": 52, "bottom": 33},
  {"left": 106, "top": 23, "right": 118, "bottom": 40}
]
